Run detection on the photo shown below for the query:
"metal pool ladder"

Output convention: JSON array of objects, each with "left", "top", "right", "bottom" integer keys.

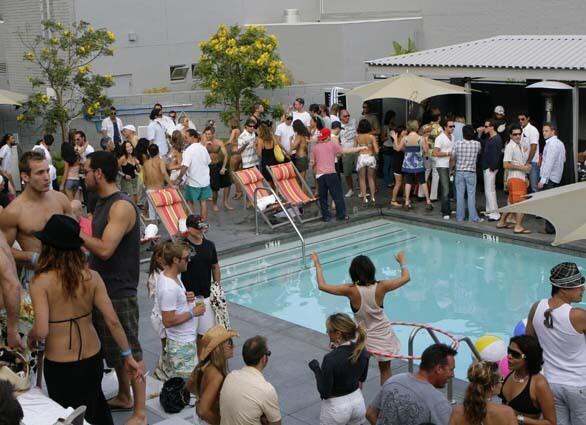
[
  {"left": 253, "top": 186, "right": 307, "bottom": 268},
  {"left": 407, "top": 325, "right": 482, "bottom": 403}
]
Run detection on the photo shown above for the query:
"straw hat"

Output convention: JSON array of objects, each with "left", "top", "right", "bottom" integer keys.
[{"left": 199, "top": 325, "right": 239, "bottom": 362}]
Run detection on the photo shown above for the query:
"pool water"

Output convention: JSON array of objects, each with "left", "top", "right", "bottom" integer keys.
[{"left": 221, "top": 219, "right": 585, "bottom": 379}]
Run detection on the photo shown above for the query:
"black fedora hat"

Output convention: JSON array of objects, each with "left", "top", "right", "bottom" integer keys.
[
  {"left": 549, "top": 262, "right": 585, "bottom": 288},
  {"left": 33, "top": 214, "right": 84, "bottom": 250}
]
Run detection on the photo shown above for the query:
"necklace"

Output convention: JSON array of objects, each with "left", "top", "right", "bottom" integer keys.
[{"left": 513, "top": 371, "right": 527, "bottom": 383}]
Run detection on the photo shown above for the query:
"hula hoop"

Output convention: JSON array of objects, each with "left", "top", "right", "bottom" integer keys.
[{"left": 367, "top": 321, "right": 460, "bottom": 360}]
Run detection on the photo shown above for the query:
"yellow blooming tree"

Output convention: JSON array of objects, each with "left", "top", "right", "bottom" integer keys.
[
  {"left": 18, "top": 20, "right": 115, "bottom": 143},
  {"left": 195, "top": 24, "right": 290, "bottom": 124}
]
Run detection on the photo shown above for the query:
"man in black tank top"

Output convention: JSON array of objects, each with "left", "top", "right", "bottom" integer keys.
[{"left": 80, "top": 151, "right": 147, "bottom": 425}]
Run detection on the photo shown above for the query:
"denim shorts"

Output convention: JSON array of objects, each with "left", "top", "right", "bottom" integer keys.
[{"left": 64, "top": 179, "right": 80, "bottom": 190}]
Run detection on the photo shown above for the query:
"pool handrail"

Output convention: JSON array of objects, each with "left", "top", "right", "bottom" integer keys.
[
  {"left": 407, "top": 325, "right": 482, "bottom": 404},
  {"left": 253, "top": 185, "right": 307, "bottom": 268}
]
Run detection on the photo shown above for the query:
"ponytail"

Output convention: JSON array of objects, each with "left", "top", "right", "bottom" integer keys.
[
  {"left": 463, "top": 361, "right": 501, "bottom": 425},
  {"left": 351, "top": 324, "right": 366, "bottom": 364}
]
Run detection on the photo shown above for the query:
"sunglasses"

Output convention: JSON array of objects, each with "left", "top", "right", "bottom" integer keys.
[
  {"left": 447, "top": 125, "right": 455, "bottom": 128},
  {"left": 265, "top": 350, "right": 272, "bottom": 357},
  {"left": 286, "top": 117, "right": 293, "bottom": 120},
  {"left": 110, "top": 112, "right": 116, "bottom": 116},
  {"left": 246, "top": 125, "right": 255, "bottom": 128},
  {"left": 511, "top": 132, "right": 522, "bottom": 136},
  {"left": 507, "top": 347, "right": 526, "bottom": 359},
  {"left": 484, "top": 125, "right": 492, "bottom": 128}
]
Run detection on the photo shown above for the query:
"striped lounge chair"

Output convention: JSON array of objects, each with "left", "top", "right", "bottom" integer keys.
[
  {"left": 146, "top": 187, "right": 192, "bottom": 238},
  {"left": 267, "top": 162, "right": 321, "bottom": 224},
  {"left": 231, "top": 167, "right": 289, "bottom": 229}
]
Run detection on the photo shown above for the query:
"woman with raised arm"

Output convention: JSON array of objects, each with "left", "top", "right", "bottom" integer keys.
[{"left": 310, "top": 250, "right": 410, "bottom": 385}]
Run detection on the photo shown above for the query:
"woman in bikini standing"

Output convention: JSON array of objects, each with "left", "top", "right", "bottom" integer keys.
[
  {"left": 355, "top": 119, "right": 379, "bottom": 207},
  {"left": 291, "top": 119, "right": 310, "bottom": 180},
  {"left": 226, "top": 117, "right": 242, "bottom": 200}
]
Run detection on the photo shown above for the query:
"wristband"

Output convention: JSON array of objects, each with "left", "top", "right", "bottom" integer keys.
[
  {"left": 120, "top": 349, "right": 132, "bottom": 358},
  {"left": 189, "top": 309, "right": 195, "bottom": 319},
  {"left": 400, "top": 264, "right": 408, "bottom": 269},
  {"left": 31, "top": 252, "right": 39, "bottom": 266}
]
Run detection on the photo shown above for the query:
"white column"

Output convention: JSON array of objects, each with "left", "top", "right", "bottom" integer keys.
[
  {"left": 465, "top": 79, "right": 472, "bottom": 124},
  {"left": 572, "top": 82, "right": 580, "bottom": 182}
]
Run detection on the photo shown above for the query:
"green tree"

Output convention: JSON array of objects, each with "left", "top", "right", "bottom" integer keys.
[
  {"left": 195, "top": 24, "right": 290, "bottom": 124},
  {"left": 17, "top": 20, "right": 116, "bottom": 143},
  {"left": 392, "top": 37, "right": 417, "bottom": 56}
]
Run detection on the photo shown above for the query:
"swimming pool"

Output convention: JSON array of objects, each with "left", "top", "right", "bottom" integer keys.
[{"left": 221, "top": 219, "right": 585, "bottom": 379}]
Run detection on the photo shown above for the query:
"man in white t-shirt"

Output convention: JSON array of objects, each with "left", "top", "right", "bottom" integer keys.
[
  {"left": 31, "top": 134, "right": 58, "bottom": 190},
  {"left": 497, "top": 125, "right": 531, "bottom": 234},
  {"left": 237, "top": 118, "right": 259, "bottom": 170},
  {"left": 0, "top": 134, "right": 16, "bottom": 176},
  {"left": 153, "top": 103, "right": 176, "bottom": 137},
  {"left": 518, "top": 111, "right": 540, "bottom": 193},
  {"left": 157, "top": 240, "right": 205, "bottom": 379},
  {"left": 274, "top": 114, "right": 295, "bottom": 154},
  {"left": 101, "top": 106, "right": 124, "bottom": 145},
  {"left": 433, "top": 120, "right": 455, "bottom": 219},
  {"left": 147, "top": 108, "right": 169, "bottom": 156},
  {"left": 176, "top": 129, "right": 212, "bottom": 220},
  {"left": 339, "top": 110, "right": 357, "bottom": 197},
  {"left": 292, "top": 97, "right": 311, "bottom": 128}
]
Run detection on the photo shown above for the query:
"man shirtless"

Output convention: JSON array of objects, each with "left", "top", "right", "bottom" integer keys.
[
  {"left": 0, "top": 230, "right": 22, "bottom": 349},
  {"left": 202, "top": 126, "right": 232, "bottom": 211},
  {"left": 0, "top": 151, "right": 71, "bottom": 270},
  {"left": 142, "top": 144, "right": 173, "bottom": 219},
  {"left": 0, "top": 151, "right": 70, "bottom": 345}
]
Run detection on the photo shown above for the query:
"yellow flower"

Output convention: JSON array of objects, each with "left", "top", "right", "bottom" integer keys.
[
  {"left": 210, "top": 80, "right": 219, "bottom": 89},
  {"left": 228, "top": 39, "right": 236, "bottom": 47},
  {"left": 78, "top": 65, "right": 90, "bottom": 75},
  {"left": 104, "top": 75, "right": 113, "bottom": 83},
  {"left": 78, "top": 46, "right": 86, "bottom": 54},
  {"left": 280, "top": 73, "right": 289, "bottom": 84},
  {"left": 63, "top": 30, "right": 71, "bottom": 37},
  {"left": 40, "top": 95, "right": 49, "bottom": 104},
  {"left": 87, "top": 107, "right": 95, "bottom": 116},
  {"left": 269, "top": 34, "right": 278, "bottom": 43},
  {"left": 16, "top": 114, "right": 25, "bottom": 122},
  {"left": 266, "top": 75, "right": 274, "bottom": 83},
  {"left": 94, "top": 101, "right": 101, "bottom": 108},
  {"left": 106, "top": 31, "right": 116, "bottom": 42},
  {"left": 199, "top": 41, "right": 207, "bottom": 49},
  {"left": 24, "top": 51, "right": 35, "bottom": 61},
  {"left": 41, "top": 47, "right": 50, "bottom": 54},
  {"left": 88, "top": 26, "right": 95, "bottom": 33},
  {"left": 55, "top": 22, "right": 64, "bottom": 30},
  {"left": 50, "top": 37, "right": 59, "bottom": 45}
]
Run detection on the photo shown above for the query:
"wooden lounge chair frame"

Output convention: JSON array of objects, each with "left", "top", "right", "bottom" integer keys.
[
  {"left": 146, "top": 187, "right": 193, "bottom": 239},
  {"left": 267, "top": 162, "right": 321, "bottom": 224},
  {"left": 231, "top": 167, "right": 291, "bottom": 230}
]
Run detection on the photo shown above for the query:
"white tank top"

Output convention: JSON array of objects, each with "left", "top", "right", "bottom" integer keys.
[{"left": 532, "top": 299, "right": 586, "bottom": 385}]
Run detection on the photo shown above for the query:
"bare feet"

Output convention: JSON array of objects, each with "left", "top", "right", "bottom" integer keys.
[
  {"left": 223, "top": 203, "right": 234, "bottom": 210},
  {"left": 125, "top": 413, "right": 147, "bottom": 425},
  {"left": 107, "top": 395, "right": 133, "bottom": 411},
  {"left": 212, "top": 205, "right": 220, "bottom": 212}
]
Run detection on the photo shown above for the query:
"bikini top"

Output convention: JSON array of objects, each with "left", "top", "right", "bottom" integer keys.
[
  {"left": 498, "top": 372, "right": 541, "bottom": 415},
  {"left": 49, "top": 311, "right": 92, "bottom": 360}
]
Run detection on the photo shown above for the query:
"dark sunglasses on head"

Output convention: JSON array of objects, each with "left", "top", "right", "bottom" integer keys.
[{"left": 507, "top": 347, "right": 526, "bottom": 359}]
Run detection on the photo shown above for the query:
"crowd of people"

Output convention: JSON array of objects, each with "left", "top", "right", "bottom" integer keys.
[{"left": 0, "top": 97, "right": 583, "bottom": 425}]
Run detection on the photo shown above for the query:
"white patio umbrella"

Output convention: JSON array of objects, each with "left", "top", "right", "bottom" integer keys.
[
  {"left": 0, "top": 89, "right": 27, "bottom": 106},
  {"left": 341, "top": 73, "right": 471, "bottom": 103},
  {"left": 499, "top": 181, "right": 586, "bottom": 246}
]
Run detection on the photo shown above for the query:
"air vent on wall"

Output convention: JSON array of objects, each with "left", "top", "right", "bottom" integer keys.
[{"left": 0, "top": 63, "right": 6, "bottom": 74}]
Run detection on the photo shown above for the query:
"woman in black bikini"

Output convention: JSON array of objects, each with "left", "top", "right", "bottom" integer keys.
[
  {"left": 499, "top": 335, "right": 556, "bottom": 425},
  {"left": 27, "top": 215, "right": 143, "bottom": 425}
]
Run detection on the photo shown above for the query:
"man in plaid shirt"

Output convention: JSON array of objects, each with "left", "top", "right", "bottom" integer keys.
[{"left": 452, "top": 125, "right": 483, "bottom": 222}]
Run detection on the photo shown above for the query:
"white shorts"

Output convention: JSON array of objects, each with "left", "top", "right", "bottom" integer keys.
[
  {"left": 320, "top": 388, "right": 366, "bottom": 425},
  {"left": 356, "top": 154, "right": 376, "bottom": 171},
  {"left": 197, "top": 298, "right": 216, "bottom": 336}
]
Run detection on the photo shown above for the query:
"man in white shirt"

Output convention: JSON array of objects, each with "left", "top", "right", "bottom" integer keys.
[
  {"left": 237, "top": 118, "right": 259, "bottom": 170},
  {"left": 292, "top": 97, "right": 311, "bottom": 128},
  {"left": 433, "top": 120, "right": 455, "bottom": 219},
  {"left": 73, "top": 131, "right": 95, "bottom": 206},
  {"left": 496, "top": 125, "right": 531, "bottom": 234},
  {"left": 101, "top": 106, "right": 124, "bottom": 145},
  {"left": 518, "top": 111, "right": 541, "bottom": 193},
  {"left": 339, "top": 109, "right": 357, "bottom": 197},
  {"left": 153, "top": 103, "right": 177, "bottom": 136},
  {"left": 147, "top": 108, "right": 169, "bottom": 156},
  {"left": 274, "top": 114, "right": 294, "bottom": 154},
  {"left": 220, "top": 336, "right": 281, "bottom": 425},
  {"left": 176, "top": 129, "right": 212, "bottom": 220},
  {"left": 157, "top": 240, "right": 205, "bottom": 379},
  {"left": 0, "top": 133, "right": 15, "bottom": 176},
  {"left": 539, "top": 123, "right": 566, "bottom": 234},
  {"left": 31, "top": 134, "right": 57, "bottom": 190}
]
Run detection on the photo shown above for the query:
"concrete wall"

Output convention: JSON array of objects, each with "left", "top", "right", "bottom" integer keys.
[{"left": 419, "top": 0, "right": 586, "bottom": 49}]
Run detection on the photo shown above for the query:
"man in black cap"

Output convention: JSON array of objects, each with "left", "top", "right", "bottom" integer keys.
[
  {"left": 181, "top": 214, "right": 220, "bottom": 356},
  {"left": 526, "top": 262, "right": 586, "bottom": 425}
]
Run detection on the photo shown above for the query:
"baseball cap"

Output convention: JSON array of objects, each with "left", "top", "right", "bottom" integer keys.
[
  {"left": 331, "top": 121, "right": 342, "bottom": 130},
  {"left": 186, "top": 214, "right": 209, "bottom": 230},
  {"left": 122, "top": 124, "right": 136, "bottom": 132},
  {"left": 494, "top": 105, "right": 505, "bottom": 115},
  {"left": 319, "top": 128, "right": 331, "bottom": 141}
]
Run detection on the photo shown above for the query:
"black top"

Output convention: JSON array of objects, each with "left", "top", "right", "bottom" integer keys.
[
  {"left": 180, "top": 238, "right": 218, "bottom": 298},
  {"left": 498, "top": 373, "right": 541, "bottom": 415},
  {"left": 121, "top": 161, "right": 137, "bottom": 179},
  {"left": 261, "top": 146, "right": 278, "bottom": 182},
  {"left": 481, "top": 134, "right": 503, "bottom": 171},
  {"left": 309, "top": 343, "right": 369, "bottom": 399},
  {"left": 61, "top": 142, "right": 78, "bottom": 165},
  {"left": 90, "top": 191, "right": 140, "bottom": 299}
]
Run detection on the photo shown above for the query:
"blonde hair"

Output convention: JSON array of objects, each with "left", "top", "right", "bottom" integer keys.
[
  {"left": 407, "top": 119, "right": 420, "bottom": 133},
  {"left": 463, "top": 361, "right": 501, "bottom": 425},
  {"left": 170, "top": 130, "right": 184, "bottom": 151},
  {"left": 161, "top": 240, "right": 189, "bottom": 266},
  {"left": 326, "top": 313, "right": 366, "bottom": 364},
  {"left": 192, "top": 341, "right": 230, "bottom": 397},
  {"left": 257, "top": 123, "right": 273, "bottom": 143}
]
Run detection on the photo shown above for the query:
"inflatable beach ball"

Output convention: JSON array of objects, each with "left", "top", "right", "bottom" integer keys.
[
  {"left": 474, "top": 335, "right": 507, "bottom": 362},
  {"left": 513, "top": 319, "right": 527, "bottom": 337}
]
